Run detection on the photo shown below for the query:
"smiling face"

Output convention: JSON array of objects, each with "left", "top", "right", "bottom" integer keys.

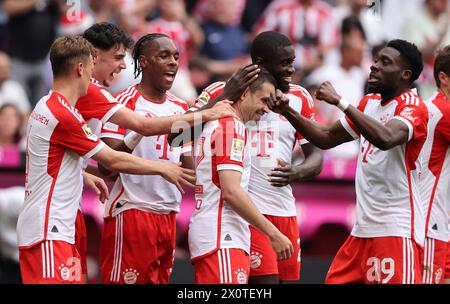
[
  {"left": 367, "top": 46, "right": 409, "bottom": 95},
  {"left": 92, "top": 43, "right": 127, "bottom": 87},
  {"left": 261, "top": 45, "right": 296, "bottom": 93},
  {"left": 139, "top": 36, "right": 179, "bottom": 92},
  {"left": 240, "top": 81, "right": 274, "bottom": 123}
]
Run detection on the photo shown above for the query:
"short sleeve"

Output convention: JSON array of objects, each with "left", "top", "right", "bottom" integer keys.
[
  {"left": 52, "top": 113, "right": 105, "bottom": 160},
  {"left": 212, "top": 118, "right": 246, "bottom": 173},
  {"left": 195, "top": 82, "right": 226, "bottom": 107},
  {"left": 290, "top": 88, "right": 316, "bottom": 145},
  {"left": 75, "top": 83, "right": 124, "bottom": 122},
  {"left": 340, "top": 95, "right": 375, "bottom": 139},
  {"left": 393, "top": 101, "right": 428, "bottom": 142}
]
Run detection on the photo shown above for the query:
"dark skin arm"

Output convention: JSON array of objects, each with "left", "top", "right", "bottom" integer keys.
[
  {"left": 167, "top": 64, "right": 260, "bottom": 147},
  {"left": 268, "top": 83, "right": 410, "bottom": 151},
  {"left": 267, "top": 89, "right": 355, "bottom": 150},
  {"left": 268, "top": 143, "right": 323, "bottom": 187},
  {"left": 315, "top": 82, "right": 410, "bottom": 150}
]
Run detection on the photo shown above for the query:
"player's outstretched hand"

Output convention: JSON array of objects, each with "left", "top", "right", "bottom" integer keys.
[
  {"left": 161, "top": 162, "right": 196, "bottom": 194},
  {"left": 267, "top": 159, "right": 296, "bottom": 187},
  {"left": 270, "top": 231, "right": 294, "bottom": 261},
  {"left": 315, "top": 81, "right": 341, "bottom": 105},
  {"left": 267, "top": 89, "right": 290, "bottom": 114},
  {"left": 82, "top": 172, "right": 110, "bottom": 203},
  {"left": 223, "top": 64, "right": 260, "bottom": 101},
  {"left": 206, "top": 100, "right": 238, "bottom": 120}
]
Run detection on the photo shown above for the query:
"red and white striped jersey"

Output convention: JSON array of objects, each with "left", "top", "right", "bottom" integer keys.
[
  {"left": 253, "top": 0, "right": 338, "bottom": 68},
  {"left": 188, "top": 116, "right": 251, "bottom": 261},
  {"left": 17, "top": 91, "right": 105, "bottom": 248},
  {"left": 101, "top": 85, "right": 190, "bottom": 217},
  {"left": 75, "top": 78, "right": 124, "bottom": 136},
  {"left": 339, "top": 90, "right": 428, "bottom": 246},
  {"left": 420, "top": 92, "right": 450, "bottom": 242},
  {"left": 196, "top": 82, "right": 315, "bottom": 216}
]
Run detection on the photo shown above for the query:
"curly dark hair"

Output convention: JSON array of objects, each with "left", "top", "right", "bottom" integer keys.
[
  {"left": 83, "top": 22, "right": 133, "bottom": 51},
  {"left": 386, "top": 39, "right": 423, "bottom": 84}
]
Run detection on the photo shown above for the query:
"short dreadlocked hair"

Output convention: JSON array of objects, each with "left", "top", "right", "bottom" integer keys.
[{"left": 132, "top": 33, "right": 170, "bottom": 79}]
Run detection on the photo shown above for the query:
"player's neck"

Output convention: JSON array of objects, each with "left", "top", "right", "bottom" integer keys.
[
  {"left": 380, "top": 86, "right": 410, "bottom": 104},
  {"left": 439, "top": 86, "right": 450, "bottom": 101},
  {"left": 137, "top": 83, "right": 166, "bottom": 102},
  {"left": 232, "top": 104, "right": 246, "bottom": 122},
  {"left": 53, "top": 78, "right": 82, "bottom": 107}
]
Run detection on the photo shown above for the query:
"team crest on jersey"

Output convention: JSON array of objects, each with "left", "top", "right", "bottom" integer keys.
[
  {"left": 230, "top": 138, "right": 244, "bottom": 161},
  {"left": 435, "top": 268, "right": 442, "bottom": 284},
  {"left": 101, "top": 89, "right": 118, "bottom": 104},
  {"left": 235, "top": 268, "right": 248, "bottom": 284},
  {"left": 250, "top": 251, "right": 263, "bottom": 269},
  {"left": 82, "top": 124, "right": 98, "bottom": 141},
  {"left": 399, "top": 107, "right": 417, "bottom": 123},
  {"left": 123, "top": 268, "right": 139, "bottom": 284},
  {"left": 197, "top": 91, "right": 210, "bottom": 106}
]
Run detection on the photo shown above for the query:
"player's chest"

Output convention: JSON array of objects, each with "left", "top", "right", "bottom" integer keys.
[
  {"left": 134, "top": 100, "right": 185, "bottom": 117},
  {"left": 246, "top": 113, "right": 296, "bottom": 147},
  {"left": 364, "top": 101, "right": 398, "bottom": 125}
]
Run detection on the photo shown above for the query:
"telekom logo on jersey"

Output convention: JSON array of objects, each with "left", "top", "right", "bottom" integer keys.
[{"left": 191, "top": 120, "right": 281, "bottom": 169}]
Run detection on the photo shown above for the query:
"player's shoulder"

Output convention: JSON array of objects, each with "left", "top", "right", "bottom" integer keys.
[
  {"left": 166, "top": 92, "right": 190, "bottom": 111},
  {"left": 428, "top": 92, "right": 450, "bottom": 115},
  {"left": 217, "top": 116, "right": 246, "bottom": 136},
  {"left": 361, "top": 93, "right": 382, "bottom": 104},
  {"left": 87, "top": 78, "right": 106, "bottom": 93},
  {"left": 114, "top": 84, "right": 140, "bottom": 106},
  {"left": 47, "top": 92, "right": 85, "bottom": 125},
  {"left": 288, "top": 84, "right": 311, "bottom": 98},
  {"left": 86, "top": 80, "right": 118, "bottom": 103},
  {"left": 203, "top": 81, "right": 226, "bottom": 95},
  {"left": 197, "top": 82, "right": 226, "bottom": 106},
  {"left": 287, "top": 84, "right": 314, "bottom": 107},
  {"left": 397, "top": 90, "right": 427, "bottom": 112}
]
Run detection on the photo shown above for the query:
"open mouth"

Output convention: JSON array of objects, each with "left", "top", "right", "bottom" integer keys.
[
  {"left": 283, "top": 76, "right": 292, "bottom": 83},
  {"left": 368, "top": 73, "right": 380, "bottom": 84},
  {"left": 164, "top": 71, "right": 176, "bottom": 82}
]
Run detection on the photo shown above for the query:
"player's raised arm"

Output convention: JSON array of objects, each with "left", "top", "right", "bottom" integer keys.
[
  {"left": 316, "top": 81, "right": 410, "bottom": 150},
  {"left": 268, "top": 89, "right": 354, "bottom": 150},
  {"left": 167, "top": 64, "right": 259, "bottom": 146},
  {"left": 109, "top": 100, "right": 235, "bottom": 137}
]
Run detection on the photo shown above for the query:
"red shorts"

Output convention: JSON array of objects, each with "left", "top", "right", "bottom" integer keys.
[
  {"left": 445, "top": 240, "right": 450, "bottom": 279},
  {"left": 75, "top": 209, "right": 88, "bottom": 275},
  {"left": 100, "top": 209, "right": 176, "bottom": 284},
  {"left": 421, "top": 237, "right": 447, "bottom": 284},
  {"left": 193, "top": 248, "right": 250, "bottom": 284},
  {"left": 19, "top": 240, "right": 83, "bottom": 284},
  {"left": 249, "top": 215, "right": 300, "bottom": 281},
  {"left": 326, "top": 235, "right": 422, "bottom": 284}
]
